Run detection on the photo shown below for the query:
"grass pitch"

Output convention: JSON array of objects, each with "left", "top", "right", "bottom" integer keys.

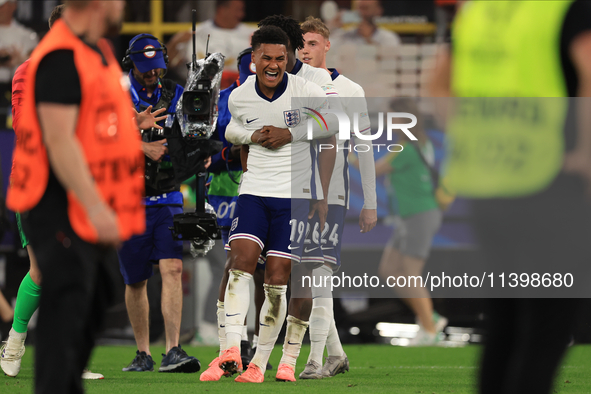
[{"left": 2, "top": 344, "right": 590, "bottom": 393}]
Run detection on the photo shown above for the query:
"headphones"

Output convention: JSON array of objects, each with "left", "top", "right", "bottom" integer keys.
[
  {"left": 122, "top": 34, "right": 169, "bottom": 71},
  {"left": 236, "top": 47, "right": 252, "bottom": 70}
]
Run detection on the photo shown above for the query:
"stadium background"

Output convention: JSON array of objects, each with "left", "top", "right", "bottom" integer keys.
[{"left": 1, "top": 0, "right": 591, "bottom": 353}]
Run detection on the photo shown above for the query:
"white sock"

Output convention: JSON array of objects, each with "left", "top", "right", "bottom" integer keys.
[
  {"left": 279, "top": 315, "right": 309, "bottom": 369},
  {"left": 308, "top": 297, "right": 332, "bottom": 364},
  {"left": 250, "top": 284, "right": 287, "bottom": 372},
  {"left": 326, "top": 317, "right": 344, "bottom": 357},
  {"left": 224, "top": 270, "right": 253, "bottom": 349},
  {"left": 253, "top": 334, "right": 259, "bottom": 349},
  {"left": 241, "top": 324, "right": 248, "bottom": 342},
  {"left": 217, "top": 300, "right": 226, "bottom": 353}
]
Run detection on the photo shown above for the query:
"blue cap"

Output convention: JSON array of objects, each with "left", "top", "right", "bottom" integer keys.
[
  {"left": 128, "top": 34, "right": 166, "bottom": 73},
  {"left": 237, "top": 48, "right": 255, "bottom": 85}
]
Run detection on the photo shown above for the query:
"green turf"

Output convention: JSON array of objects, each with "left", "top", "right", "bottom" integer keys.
[{"left": 2, "top": 344, "right": 590, "bottom": 393}]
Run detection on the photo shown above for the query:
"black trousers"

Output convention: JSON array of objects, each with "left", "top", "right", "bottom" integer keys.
[
  {"left": 479, "top": 298, "right": 580, "bottom": 394},
  {"left": 473, "top": 173, "right": 591, "bottom": 394},
  {"left": 22, "top": 176, "right": 119, "bottom": 394}
]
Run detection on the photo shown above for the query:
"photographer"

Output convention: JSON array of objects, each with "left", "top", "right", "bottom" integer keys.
[{"left": 118, "top": 34, "right": 200, "bottom": 373}]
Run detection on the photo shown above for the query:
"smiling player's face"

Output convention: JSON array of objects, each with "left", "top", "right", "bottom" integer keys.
[
  {"left": 253, "top": 43, "right": 287, "bottom": 92},
  {"left": 300, "top": 32, "right": 330, "bottom": 68}
]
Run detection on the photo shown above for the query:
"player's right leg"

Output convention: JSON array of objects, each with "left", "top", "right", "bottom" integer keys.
[
  {"left": 311, "top": 205, "right": 349, "bottom": 378},
  {"left": 300, "top": 263, "right": 333, "bottom": 379},
  {"left": 219, "top": 239, "right": 261, "bottom": 375},
  {"left": 1, "top": 214, "right": 41, "bottom": 377},
  {"left": 201, "top": 229, "right": 245, "bottom": 381},
  {"left": 118, "top": 228, "right": 156, "bottom": 372},
  {"left": 219, "top": 194, "right": 269, "bottom": 376}
]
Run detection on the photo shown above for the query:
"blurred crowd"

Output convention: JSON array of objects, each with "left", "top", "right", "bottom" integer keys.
[{"left": 0, "top": 0, "right": 458, "bottom": 128}]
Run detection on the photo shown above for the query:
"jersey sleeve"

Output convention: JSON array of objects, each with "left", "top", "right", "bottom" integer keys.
[
  {"left": 351, "top": 86, "right": 377, "bottom": 209},
  {"left": 289, "top": 81, "right": 341, "bottom": 142},
  {"left": 224, "top": 91, "right": 254, "bottom": 145}
]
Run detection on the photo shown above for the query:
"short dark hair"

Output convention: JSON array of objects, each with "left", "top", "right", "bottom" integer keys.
[
  {"left": 48, "top": 4, "right": 65, "bottom": 29},
  {"left": 251, "top": 26, "right": 289, "bottom": 51},
  {"left": 258, "top": 15, "right": 304, "bottom": 51},
  {"left": 63, "top": 1, "right": 91, "bottom": 10},
  {"left": 216, "top": 0, "right": 239, "bottom": 9}
]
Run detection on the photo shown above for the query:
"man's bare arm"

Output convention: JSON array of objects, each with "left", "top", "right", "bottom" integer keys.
[
  {"left": 563, "top": 31, "right": 591, "bottom": 190},
  {"left": 38, "top": 103, "right": 119, "bottom": 245}
]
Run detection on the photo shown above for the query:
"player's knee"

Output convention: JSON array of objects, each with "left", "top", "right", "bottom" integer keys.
[
  {"left": 160, "top": 259, "right": 183, "bottom": 278},
  {"left": 265, "top": 272, "right": 289, "bottom": 286},
  {"left": 127, "top": 279, "right": 148, "bottom": 291},
  {"left": 229, "top": 253, "right": 255, "bottom": 273}
]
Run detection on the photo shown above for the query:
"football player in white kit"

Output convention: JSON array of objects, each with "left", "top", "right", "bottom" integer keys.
[
  {"left": 200, "top": 15, "right": 344, "bottom": 383},
  {"left": 218, "top": 26, "right": 338, "bottom": 383},
  {"left": 299, "top": 16, "right": 378, "bottom": 379}
]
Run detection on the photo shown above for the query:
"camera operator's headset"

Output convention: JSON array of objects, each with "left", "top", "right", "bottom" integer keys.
[{"left": 122, "top": 34, "right": 169, "bottom": 75}]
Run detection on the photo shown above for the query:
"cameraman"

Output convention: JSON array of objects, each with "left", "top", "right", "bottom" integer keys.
[{"left": 118, "top": 34, "right": 200, "bottom": 373}]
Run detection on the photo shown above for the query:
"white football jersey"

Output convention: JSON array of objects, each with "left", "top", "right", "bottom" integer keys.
[
  {"left": 228, "top": 73, "right": 328, "bottom": 199},
  {"left": 327, "top": 69, "right": 375, "bottom": 209},
  {"left": 293, "top": 60, "right": 337, "bottom": 94}
]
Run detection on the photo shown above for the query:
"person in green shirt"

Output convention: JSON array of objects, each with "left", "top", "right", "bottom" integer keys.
[{"left": 374, "top": 99, "right": 446, "bottom": 346}]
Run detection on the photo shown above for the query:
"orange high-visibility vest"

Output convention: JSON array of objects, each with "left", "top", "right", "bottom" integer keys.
[{"left": 7, "top": 19, "right": 145, "bottom": 243}]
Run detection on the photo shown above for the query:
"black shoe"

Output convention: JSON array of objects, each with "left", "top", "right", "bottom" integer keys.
[
  {"left": 252, "top": 346, "right": 273, "bottom": 370},
  {"left": 241, "top": 340, "right": 254, "bottom": 368},
  {"left": 122, "top": 350, "right": 155, "bottom": 372},
  {"left": 159, "top": 345, "right": 201, "bottom": 373}
]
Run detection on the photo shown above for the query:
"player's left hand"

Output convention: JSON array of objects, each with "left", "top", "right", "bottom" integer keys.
[
  {"left": 309, "top": 199, "right": 329, "bottom": 232},
  {"left": 359, "top": 208, "right": 377, "bottom": 233},
  {"left": 136, "top": 106, "right": 167, "bottom": 130},
  {"left": 258, "top": 125, "right": 292, "bottom": 149}
]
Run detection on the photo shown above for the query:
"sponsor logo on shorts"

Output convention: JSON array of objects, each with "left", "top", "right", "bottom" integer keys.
[
  {"left": 287, "top": 245, "right": 300, "bottom": 250},
  {"left": 230, "top": 217, "right": 239, "bottom": 232},
  {"left": 304, "top": 247, "right": 319, "bottom": 253}
]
